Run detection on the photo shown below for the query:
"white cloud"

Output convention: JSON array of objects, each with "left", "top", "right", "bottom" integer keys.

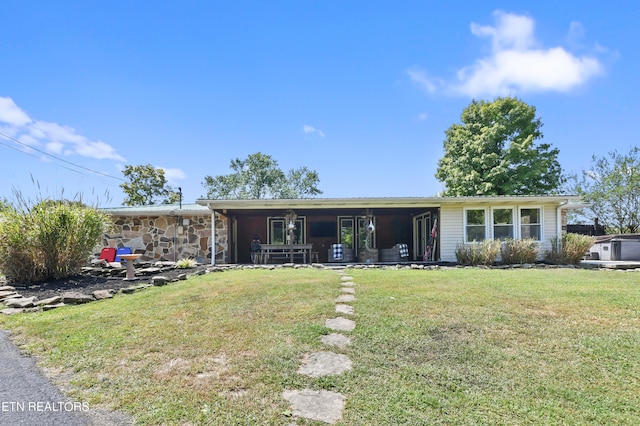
[
  {"left": 409, "top": 10, "right": 605, "bottom": 98},
  {"left": 0, "top": 97, "right": 31, "bottom": 126},
  {"left": 157, "top": 166, "right": 186, "bottom": 184},
  {"left": 407, "top": 68, "right": 440, "bottom": 94},
  {"left": 303, "top": 124, "right": 326, "bottom": 138},
  {"left": 0, "top": 96, "right": 126, "bottom": 162}
]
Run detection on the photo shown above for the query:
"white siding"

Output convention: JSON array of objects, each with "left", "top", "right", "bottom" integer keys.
[
  {"left": 439, "top": 205, "right": 464, "bottom": 262},
  {"left": 438, "top": 202, "right": 563, "bottom": 263},
  {"left": 541, "top": 205, "right": 557, "bottom": 254}
]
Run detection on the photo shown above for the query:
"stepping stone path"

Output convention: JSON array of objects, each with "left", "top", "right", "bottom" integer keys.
[
  {"left": 335, "top": 303, "right": 354, "bottom": 315},
  {"left": 283, "top": 270, "right": 357, "bottom": 424},
  {"left": 298, "top": 351, "right": 352, "bottom": 377}
]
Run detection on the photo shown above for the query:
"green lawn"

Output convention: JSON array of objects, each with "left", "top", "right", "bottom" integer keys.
[{"left": 1, "top": 267, "right": 639, "bottom": 425}]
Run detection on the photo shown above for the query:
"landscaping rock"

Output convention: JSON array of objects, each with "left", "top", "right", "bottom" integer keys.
[
  {"left": 151, "top": 276, "right": 170, "bottom": 286},
  {"left": 92, "top": 290, "right": 114, "bottom": 300},
  {"left": 5, "top": 297, "right": 36, "bottom": 308},
  {"left": 35, "top": 296, "right": 62, "bottom": 306},
  {"left": 120, "top": 284, "right": 151, "bottom": 294},
  {"left": 138, "top": 267, "right": 162, "bottom": 275},
  {"left": 0, "top": 290, "right": 19, "bottom": 301},
  {"left": 61, "top": 292, "right": 95, "bottom": 304},
  {"left": 298, "top": 351, "right": 352, "bottom": 377},
  {"left": 0, "top": 286, "right": 16, "bottom": 292},
  {"left": 282, "top": 389, "right": 345, "bottom": 424},
  {"left": 2, "top": 308, "right": 25, "bottom": 315},
  {"left": 43, "top": 303, "right": 66, "bottom": 311}
]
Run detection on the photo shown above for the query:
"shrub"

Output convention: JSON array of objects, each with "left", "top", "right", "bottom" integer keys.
[
  {"left": 500, "top": 238, "right": 540, "bottom": 265},
  {"left": 544, "top": 233, "right": 596, "bottom": 265},
  {"left": 455, "top": 240, "right": 501, "bottom": 266},
  {"left": 0, "top": 199, "right": 108, "bottom": 284},
  {"left": 176, "top": 258, "right": 199, "bottom": 269}
]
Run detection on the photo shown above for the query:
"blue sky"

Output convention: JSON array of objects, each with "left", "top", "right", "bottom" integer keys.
[{"left": 0, "top": 1, "right": 636, "bottom": 207}]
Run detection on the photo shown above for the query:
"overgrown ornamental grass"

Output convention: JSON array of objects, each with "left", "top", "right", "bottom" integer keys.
[{"left": 1, "top": 268, "right": 640, "bottom": 424}]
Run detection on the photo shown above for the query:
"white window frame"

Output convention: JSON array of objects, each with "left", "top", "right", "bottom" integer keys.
[
  {"left": 518, "top": 206, "right": 543, "bottom": 241},
  {"left": 463, "top": 207, "right": 488, "bottom": 243},
  {"left": 267, "top": 216, "right": 306, "bottom": 244},
  {"left": 491, "top": 207, "right": 516, "bottom": 241}
]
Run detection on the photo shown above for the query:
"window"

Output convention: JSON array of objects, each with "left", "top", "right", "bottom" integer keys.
[
  {"left": 338, "top": 216, "right": 376, "bottom": 253},
  {"left": 520, "top": 208, "right": 542, "bottom": 240},
  {"left": 492, "top": 208, "right": 514, "bottom": 240},
  {"left": 268, "top": 217, "right": 306, "bottom": 244},
  {"left": 338, "top": 217, "right": 355, "bottom": 249},
  {"left": 465, "top": 209, "right": 486, "bottom": 242}
]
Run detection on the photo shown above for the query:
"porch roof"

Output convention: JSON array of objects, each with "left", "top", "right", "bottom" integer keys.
[
  {"left": 102, "top": 203, "right": 210, "bottom": 216},
  {"left": 196, "top": 195, "right": 586, "bottom": 211}
]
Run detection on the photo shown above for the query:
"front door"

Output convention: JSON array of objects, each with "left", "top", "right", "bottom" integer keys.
[{"left": 413, "top": 212, "right": 431, "bottom": 261}]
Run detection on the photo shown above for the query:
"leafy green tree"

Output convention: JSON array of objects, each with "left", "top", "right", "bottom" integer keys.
[
  {"left": 120, "top": 164, "right": 180, "bottom": 206},
  {"left": 574, "top": 147, "right": 640, "bottom": 233},
  {"left": 202, "top": 152, "right": 322, "bottom": 199},
  {"left": 435, "top": 97, "right": 563, "bottom": 196}
]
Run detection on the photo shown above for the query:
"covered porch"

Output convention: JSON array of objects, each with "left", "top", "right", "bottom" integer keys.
[{"left": 197, "top": 198, "right": 440, "bottom": 264}]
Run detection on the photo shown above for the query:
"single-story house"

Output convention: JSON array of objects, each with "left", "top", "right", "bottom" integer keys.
[{"left": 100, "top": 195, "right": 586, "bottom": 264}]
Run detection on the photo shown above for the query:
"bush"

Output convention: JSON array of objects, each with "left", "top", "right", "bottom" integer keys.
[
  {"left": 176, "top": 258, "right": 199, "bottom": 269},
  {"left": 0, "top": 199, "right": 108, "bottom": 284},
  {"left": 544, "top": 233, "right": 596, "bottom": 265},
  {"left": 500, "top": 238, "right": 540, "bottom": 265},
  {"left": 455, "top": 240, "right": 501, "bottom": 266}
]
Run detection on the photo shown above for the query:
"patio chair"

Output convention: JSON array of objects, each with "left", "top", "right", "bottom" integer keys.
[
  {"left": 99, "top": 247, "right": 116, "bottom": 263},
  {"left": 115, "top": 247, "right": 132, "bottom": 262}
]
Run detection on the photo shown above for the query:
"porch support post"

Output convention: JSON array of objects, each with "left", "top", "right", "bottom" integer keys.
[{"left": 211, "top": 210, "right": 216, "bottom": 266}]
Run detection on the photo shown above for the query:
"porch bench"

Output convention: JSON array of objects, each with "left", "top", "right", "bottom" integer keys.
[
  {"left": 327, "top": 247, "right": 354, "bottom": 262},
  {"left": 265, "top": 251, "right": 308, "bottom": 263}
]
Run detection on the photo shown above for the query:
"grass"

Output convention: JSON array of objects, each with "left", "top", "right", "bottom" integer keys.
[{"left": 1, "top": 267, "right": 640, "bottom": 424}]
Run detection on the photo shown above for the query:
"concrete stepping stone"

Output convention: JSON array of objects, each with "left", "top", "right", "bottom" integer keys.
[
  {"left": 298, "top": 351, "right": 352, "bottom": 377},
  {"left": 335, "top": 304, "right": 354, "bottom": 315},
  {"left": 283, "top": 389, "right": 346, "bottom": 424},
  {"left": 340, "top": 287, "right": 355, "bottom": 294},
  {"left": 340, "top": 276, "right": 353, "bottom": 281},
  {"left": 321, "top": 333, "right": 352, "bottom": 348},
  {"left": 325, "top": 317, "right": 356, "bottom": 331},
  {"left": 336, "top": 294, "right": 355, "bottom": 303},
  {"left": 341, "top": 280, "right": 355, "bottom": 286}
]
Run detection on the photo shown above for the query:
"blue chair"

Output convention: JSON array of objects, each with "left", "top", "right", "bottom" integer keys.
[{"left": 115, "top": 247, "right": 132, "bottom": 262}]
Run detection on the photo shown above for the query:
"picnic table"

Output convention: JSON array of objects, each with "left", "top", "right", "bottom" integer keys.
[{"left": 259, "top": 244, "right": 313, "bottom": 264}]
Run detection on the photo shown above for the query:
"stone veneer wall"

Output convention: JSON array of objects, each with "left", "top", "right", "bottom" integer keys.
[{"left": 102, "top": 211, "right": 229, "bottom": 263}]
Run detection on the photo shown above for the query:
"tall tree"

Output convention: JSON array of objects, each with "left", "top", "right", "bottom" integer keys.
[
  {"left": 574, "top": 147, "right": 640, "bottom": 233},
  {"left": 435, "top": 97, "right": 563, "bottom": 196},
  {"left": 202, "top": 152, "right": 322, "bottom": 199},
  {"left": 120, "top": 164, "right": 180, "bottom": 206}
]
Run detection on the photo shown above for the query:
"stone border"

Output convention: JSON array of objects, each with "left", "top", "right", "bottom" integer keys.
[{"left": 4, "top": 261, "right": 632, "bottom": 315}]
